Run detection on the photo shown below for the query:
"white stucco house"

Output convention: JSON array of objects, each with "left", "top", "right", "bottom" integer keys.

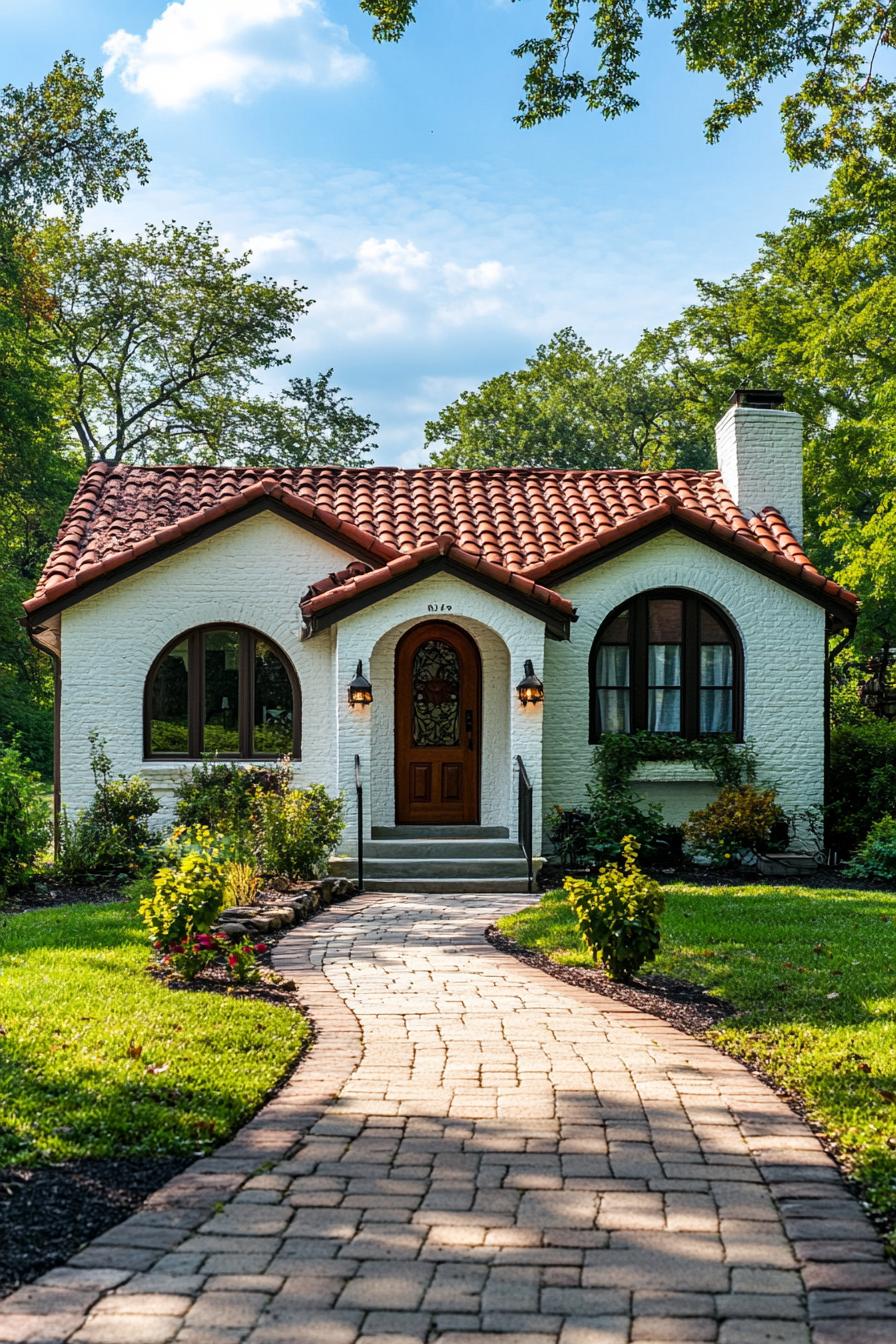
[{"left": 25, "top": 390, "right": 857, "bottom": 890}]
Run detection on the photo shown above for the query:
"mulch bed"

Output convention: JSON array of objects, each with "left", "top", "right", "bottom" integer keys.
[
  {"left": 3, "top": 882, "right": 124, "bottom": 913},
  {"left": 486, "top": 926, "right": 735, "bottom": 1036},
  {"left": 0, "top": 1157, "right": 189, "bottom": 1295}
]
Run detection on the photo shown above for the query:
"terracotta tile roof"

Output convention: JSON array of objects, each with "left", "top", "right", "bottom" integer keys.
[{"left": 25, "top": 462, "right": 858, "bottom": 622}]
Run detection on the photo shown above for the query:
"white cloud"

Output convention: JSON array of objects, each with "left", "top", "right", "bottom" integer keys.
[
  {"left": 243, "top": 228, "right": 302, "bottom": 261},
  {"left": 103, "top": 0, "right": 367, "bottom": 110},
  {"left": 443, "top": 259, "right": 508, "bottom": 290},
  {"left": 355, "top": 237, "right": 431, "bottom": 290}
]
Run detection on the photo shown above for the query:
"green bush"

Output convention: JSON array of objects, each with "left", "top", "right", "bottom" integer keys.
[
  {"left": 545, "top": 806, "right": 597, "bottom": 870},
  {"left": 140, "top": 825, "right": 232, "bottom": 947},
  {"left": 829, "top": 720, "right": 896, "bottom": 857},
  {"left": 252, "top": 784, "right": 345, "bottom": 881},
  {"left": 174, "top": 759, "right": 291, "bottom": 840},
  {"left": 55, "top": 734, "right": 160, "bottom": 884},
  {"left": 683, "top": 784, "right": 784, "bottom": 865},
  {"left": 0, "top": 745, "right": 50, "bottom": 898},
  {"left": 844, "top": 815, "right": 896, "bottom": 883},
  {"left": 563, "top": 835, "right": 664, "bottom": 981}
]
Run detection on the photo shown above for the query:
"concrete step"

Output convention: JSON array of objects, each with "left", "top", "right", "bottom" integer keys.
[
  {"left": 331, "top": 856, "right": 530, "bottom": 879},
  {"left": 361, "top": 877, "right": 533, "bottom": 894},
  {"left": 357, "top": 839, "right": 524, "bottom": 860},
  {"left": 371, "top": 825, "right": 510, "bottom": 840}
]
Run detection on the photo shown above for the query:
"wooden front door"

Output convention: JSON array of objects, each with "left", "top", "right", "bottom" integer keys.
[{"left": 395, "top": 621, "right": 481, "bottom": 825}]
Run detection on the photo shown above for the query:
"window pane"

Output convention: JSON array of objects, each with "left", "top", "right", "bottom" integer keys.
[
  {"left": 150, "top": 639, "right": 189, "bottom": 753},
  {"left": 648, "top": 687, "right": 681, "bottom": 733},
  {"left": 648, "top": 644, "right": 681, "bottom": 686},
  {"left": 597, "top": 688, "right": 630, "bottom": 734},
  {"left": 701, "top": 688, "right": 733, "bottom": 734},
  {"left": 601, "top": 609, "right": 629, "bottom": 642},
  {"left": 595, "top": 644, "right": 630, "bottom": 686},
  {"left": 204, "top": 630, "right": 240, "bottom": 754},
  {"left": 700, "top": 608, "right": 729, "bottom": 643},
  {"left": 254, "top": 640, "right": 294, "bottom": 756},
  {"left": 648, "top": 598, "right": 682, "bottom": 642},
  {"left": 412, "top": 639, "right": 460, "bottom": 746},
  {"left": 701, "top": 644, "right": 733, "bottom": 687}
]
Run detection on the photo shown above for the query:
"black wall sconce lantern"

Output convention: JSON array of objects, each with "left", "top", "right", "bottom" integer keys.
[
  {"left": 516, "top": 659, "right": 544, "bottom": 706},
  {"left": 348, "top": 660, "right": 373, "bottom": 707}
]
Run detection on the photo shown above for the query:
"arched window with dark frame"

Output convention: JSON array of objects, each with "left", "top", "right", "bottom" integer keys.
[
  {"left": 145, "top": 625, "right": 301, "bottom": 759},
  {"left": 589, "top": 590, "right": 742, "bottom": 743}
]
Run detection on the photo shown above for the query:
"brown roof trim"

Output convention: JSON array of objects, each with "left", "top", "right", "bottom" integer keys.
[
  {"left": 23, "top": 489, "right": 400, "bottom": 623},
  {"left": 301, "top": 541, "right": 575, "bottom": 640},
  {"left": 523, "top": 503, "right": 858, "bottom": 627}
]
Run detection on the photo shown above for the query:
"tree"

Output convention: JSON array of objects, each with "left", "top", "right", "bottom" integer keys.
[
  {"left": 360, "top": 0, "right": 896, "bottom": 169},
  {"left": 425, "top": 327, "right": 710, "bottom": 471},
  {"left": 37, "top": 220, "right": 311, "bottom": 467},
  {"left": 0, "top": 52, "right": 149, "bottom": 227},
  {"left": 192, "top": 371, "right": 378, "bottom": 468}
]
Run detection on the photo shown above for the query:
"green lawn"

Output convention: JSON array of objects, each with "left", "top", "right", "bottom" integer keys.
[
  {"left": 498, "top": 881, "right": 896, "bottom": 1244},
  {"left": 0, "top": 900, "right": 308, "bottom": 1167}
]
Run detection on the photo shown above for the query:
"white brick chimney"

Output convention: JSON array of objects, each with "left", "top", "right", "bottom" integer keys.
[{"left": 714, "top": 389, "right": 803, "bottom": 542}]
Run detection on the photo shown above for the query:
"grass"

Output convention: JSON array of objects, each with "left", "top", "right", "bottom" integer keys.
[
  {"left": 498, "top": 880, "right": 896, "bottom": 1243},
  {"left": 0, "top": 900, "right": 309, "bottom": 1167}
]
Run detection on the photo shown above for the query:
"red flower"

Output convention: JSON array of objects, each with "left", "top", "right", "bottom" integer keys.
[
  {"left": 227, "top": 954, "right": 238, "bottom": 968},
  {"left": 195, "top": 934, "right": 215, "bottom": 949},
  {"left": 254, "top": 942, "right": 267, "bottom": 954}
]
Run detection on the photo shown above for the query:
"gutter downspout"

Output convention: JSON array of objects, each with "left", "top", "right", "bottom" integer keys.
[
  {"left": 21, "top": 613, "right": 61, "bottom": 855},
  {"left": 825, "top": 623, "right": 855, "bottom": 858}
]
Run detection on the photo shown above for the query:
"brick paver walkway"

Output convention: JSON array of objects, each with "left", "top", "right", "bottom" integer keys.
[{"left": 3, "top": 892, "right": 894, "bottom": 1344}]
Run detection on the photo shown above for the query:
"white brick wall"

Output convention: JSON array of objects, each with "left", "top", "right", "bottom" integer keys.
[
  {"left": 543, "top": 530, "right": 826, "bottom": 835},
  {"left": 57, "top": 506, "right": 826, "bottom": 856},
  {"left": 716, "top": 405, "right": 804, "bottom": 541}
]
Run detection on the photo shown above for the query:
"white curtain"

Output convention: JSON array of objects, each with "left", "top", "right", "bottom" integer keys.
[
  {"left": 595, "top": 646, "right": 629, "bottom": 685},
  {"left": 597, "top": 688, "right": 630, "bottom": 733},
  {"left": 648, "top": 644, "right": 681, "bottom": 685},
  {"left": 701, "top": 644, "right": 733, "bottom": 686},
  {"left": 700, "top": 644, "right": 733, "bottom": 733}
]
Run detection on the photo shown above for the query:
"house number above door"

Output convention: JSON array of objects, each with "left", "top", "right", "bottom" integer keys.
[{"left": 426, "top": 603, "right": 453, "bottom": 613}]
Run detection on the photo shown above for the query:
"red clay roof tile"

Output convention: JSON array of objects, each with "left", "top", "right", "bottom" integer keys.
[{"left": 26, "top": 464, "right": 858, "bottom": 621}]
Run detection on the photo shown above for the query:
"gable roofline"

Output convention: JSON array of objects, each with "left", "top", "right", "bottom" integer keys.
[
  {"left": 300, "top": 535, "right": 575, "bottom": 640},
  {"left": 522, "top": 499, "right": 858, "bottom": 627},
  {"left": 23, "top": 473, "right": 401, "bottom": 621}
]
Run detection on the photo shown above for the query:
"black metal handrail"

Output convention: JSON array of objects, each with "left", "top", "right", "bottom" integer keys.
[
  {"left": 354, "top": 753, "right": 364, "bottom": 892},
  {"left": 516, "top": 754, "right": 533, "bottom": 893}
]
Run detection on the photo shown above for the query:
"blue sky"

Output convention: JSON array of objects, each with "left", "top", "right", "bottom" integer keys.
[{"left": 2, "top": 0, "right": 828, "bottom": 464}]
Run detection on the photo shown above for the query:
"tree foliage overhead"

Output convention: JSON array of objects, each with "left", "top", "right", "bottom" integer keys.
[
  {"left": 360, "top": 0, "right": 896, "bottom": 168},
  {"left": 37, "top": 220, "right": 311, "bottom": 467},
  {"left": 0, "top": 53, "right": 149, "bottom": 226},
  {"left": 425, "top": 327, "right": 711, "bottom": 471}
]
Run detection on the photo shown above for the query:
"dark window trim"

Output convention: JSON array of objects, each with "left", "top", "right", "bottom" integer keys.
[
  {"left": 588, "top": 588, "right": 743, "bottom": 744},
  {"left": 144, "top": 622, "right": 301, "bottom": 761}
]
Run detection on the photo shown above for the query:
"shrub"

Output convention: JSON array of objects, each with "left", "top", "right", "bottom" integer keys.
[
  {"left": 844, "top": 815, "right": 896, "bottom": 883},
  {"left": 139, "top": 825, "right": 231, "bottom": 947},
  {"left": 563, "top": 835, "right": 664, "bottom": 981},
  {"left": 224, "top": 861, "right": 260, "bottom": 906},
  {"left": 0, "top": 745, "right": 51, "bottom": 898},
  {"left": 545, "top": 806, "right": 597, "bottom": 870},
  {"left": 683, "top": 784, "right": 784, "bottom": 865},
  {"left": 252, "top": 784, "right": 344, "bottom": 881},
  {"left": 55, "top": 734, "right": 160, "bottom": 884},
  {"left": 173, "top": 760, "right": 291, "bottom": 839},
  {"left": 829, "top": 720, "right": 896, "bottom": 857}
]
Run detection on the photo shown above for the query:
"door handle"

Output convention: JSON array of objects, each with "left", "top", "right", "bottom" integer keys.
[{"left": 465, "top": 708, "right": 473, "bottom": 751}]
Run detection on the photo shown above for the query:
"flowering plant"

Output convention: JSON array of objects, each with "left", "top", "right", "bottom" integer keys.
[
  {"left": 161, "top": 930, "right": 229, "bottom": 980},
  {"left": 225, "top": 939, "right": 268, "bottom": 985}
]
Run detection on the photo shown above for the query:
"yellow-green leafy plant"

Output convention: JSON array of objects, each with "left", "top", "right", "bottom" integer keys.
[
  {"left": 563, "top": 835, "right": 664, "bottom": 982},
  {"left": 684, "top": 784, "right": 784, "bottom": 865},
  {"left": 224, "top": 860, "right": 260, "bottom": 906},
  {"left": 252, "top": 784, "right": 344, "bottom": 880},
  {"left": 139, "top": 825, "right": 230, "bottom": 948}
]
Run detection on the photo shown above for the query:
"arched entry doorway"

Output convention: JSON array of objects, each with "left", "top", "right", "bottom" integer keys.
[{"left": 394, "top": 621, "right": 481, "bottom": 824}]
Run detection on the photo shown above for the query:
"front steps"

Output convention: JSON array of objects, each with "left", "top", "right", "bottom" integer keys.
[{"left": 330, "top": 826, "right": 534, "bottom": 893}]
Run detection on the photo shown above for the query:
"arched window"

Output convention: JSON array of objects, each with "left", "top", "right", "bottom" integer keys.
[
  {"left": 145, "top": 625, "right": 301, "bottom": 759},
  {"left": 589, "top": 590, "right": 742, "bottom": 742}
]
